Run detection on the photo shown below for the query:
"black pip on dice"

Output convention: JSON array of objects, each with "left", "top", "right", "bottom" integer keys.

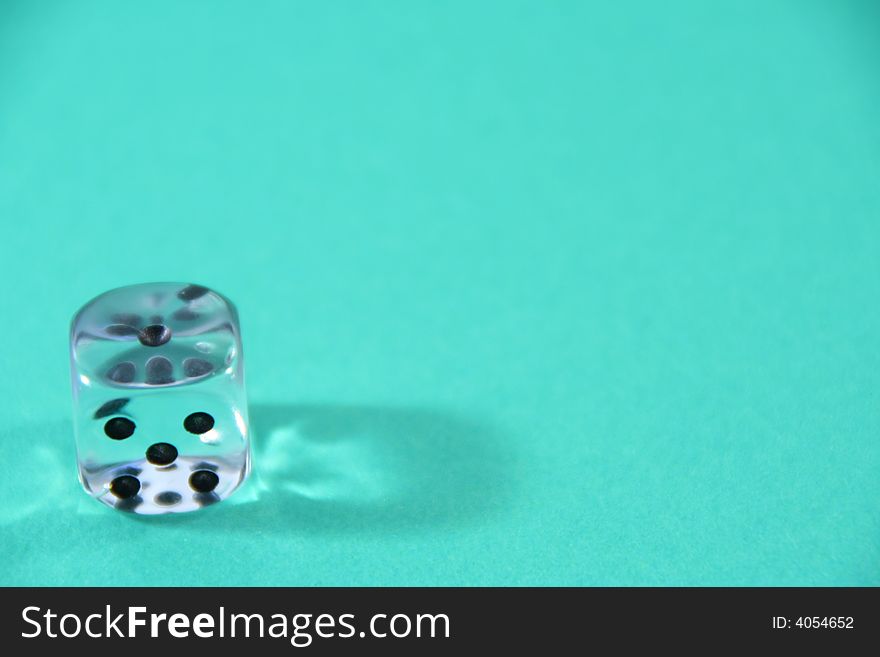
[{"left": 69, "top": 283, "right": 251, "bottom": 513}]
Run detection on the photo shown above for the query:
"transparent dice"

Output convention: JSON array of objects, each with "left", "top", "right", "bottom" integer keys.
[{"left": 69, "top": 283, "right": 251, "bottom": 514}]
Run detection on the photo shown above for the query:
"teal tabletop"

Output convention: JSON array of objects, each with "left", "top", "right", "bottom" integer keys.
[{"left": 1, "top": 0, "right": 878, "bottom": 586}]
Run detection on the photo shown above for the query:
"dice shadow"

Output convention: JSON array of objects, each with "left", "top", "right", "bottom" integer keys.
[
  {"left": 200, "top": 402, "right": 517, "bottom": 536},
  {"left": 0, "top": 406, "right": 515, "bottom": 540}
]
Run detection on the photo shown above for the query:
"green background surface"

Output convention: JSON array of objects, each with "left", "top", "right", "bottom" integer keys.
[{"left": 1, "top": 0, "right": 878, "bottom": 586}]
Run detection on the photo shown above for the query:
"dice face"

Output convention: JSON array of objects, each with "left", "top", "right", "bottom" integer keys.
[{"left": 70, "top": 283, "right": 250, "bottom": 514}]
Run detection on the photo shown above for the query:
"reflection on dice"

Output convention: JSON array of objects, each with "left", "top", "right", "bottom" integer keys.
[{"left": 69, "top": 283, "right": 251, "bottom": 514}]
